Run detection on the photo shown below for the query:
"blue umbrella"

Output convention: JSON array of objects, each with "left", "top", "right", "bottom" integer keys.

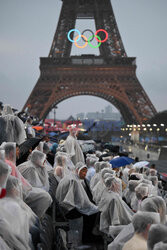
[
  {"left": 110, "top": 156, "right": 134, "bottom": 168},
  {"left": 49, "top": 132, "right": 57, "bottom": 136}
]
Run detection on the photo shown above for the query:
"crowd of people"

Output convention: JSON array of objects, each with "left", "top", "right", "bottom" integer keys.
[{"left": 0, "top": 104, "right": 167, "bottom": 250}]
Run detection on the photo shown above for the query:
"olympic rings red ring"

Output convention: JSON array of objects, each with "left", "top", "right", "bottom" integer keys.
[{"left": 95, "top": 29, "right": 108, "bottom": 43}]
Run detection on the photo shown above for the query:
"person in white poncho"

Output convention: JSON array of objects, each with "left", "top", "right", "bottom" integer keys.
[
  {"left": 56, "top": 162, "right": 98, "bottom": 217},
  {"left": 0, "top": 167, "right": 32, "bottom": 250},
  {"left": 18, "top": 150, "right": 50, "bottom": 192},
  {"left": 98, "top": 176, "right": 134, "bottom": 234},
  {"left": 0, "top": 104, "right": 26, "bottom": 145},
  {"left": 123, "top": 212, "right": 160, "bottom": 250},
  {"left": 4, "top": 142, "right": 52, "bottom": 218},
  {"left": 64, "top": 127, "right": 85, "bottom": 165}
]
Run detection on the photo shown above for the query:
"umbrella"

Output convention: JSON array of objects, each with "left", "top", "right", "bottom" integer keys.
[
  {"left": 110, "top": 156, "right": 134, "bottom": 168},
  {"left": 16, "top": 137, "right": 43, "bottom": 165},
  {"left": 133, "top": 161, "right": 149, "bottom": 168},
  {"left": 32, "top": 126, "right": 43, "bottom": 131},
  {"left": 48, "top": 132, "right": 58, "bottom": 136}
]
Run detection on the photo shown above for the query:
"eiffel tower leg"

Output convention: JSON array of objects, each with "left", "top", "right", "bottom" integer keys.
[
  {"left": 49, "top": 0, "right": 77, "bottom": 58},
  {"left": 94, "top": 0, "right": 126, "bottom": 58}
]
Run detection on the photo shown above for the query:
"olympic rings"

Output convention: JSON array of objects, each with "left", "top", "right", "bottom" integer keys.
[
  {"left": 67, "top": 29, "right": 81, "bottom": 43},
  {"left": 81, "top": 29, "right": 94, "bottom": 42},
  {"left": 95, "top": 29, "right": 108, "bottom": 43},
  {"left": 88, "top": 35, "right": 101, "bottom": 48},
  {"left": 67, "top": 29, "right": 108, "bottom": 48},
  {"left": 74, "top": 35, "right": 88, "bottom": 49}
]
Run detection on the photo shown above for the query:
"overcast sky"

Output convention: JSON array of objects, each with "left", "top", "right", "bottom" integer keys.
[{"left": 0, "top": 0, "right": 167, "bottom": 119}]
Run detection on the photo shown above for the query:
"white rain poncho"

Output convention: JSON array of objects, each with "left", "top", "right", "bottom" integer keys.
[
  {"left": 147, "top": 224, "right": 167, "bottom": 250},
  {"left": 140, "top": 196, "right": 166, "bottom": 224},
  {"left": 95, "top": 151, "right": 102, "bottom": 158},
  {"left": 108, "top": 212, "right": 160, "bottom": 250},
  {"left": 75, "top": 161, "right": 87, "bottom": 175},
  {"left": 150, "top": 169, "right": 157, "bottom": 176},
  {"left": 1, "top": 104, "right": 26, "bottom": 145},
  {"left": 36, "top": 141, "right": 44, "bottom": 152},
  {"left": 0, "top": 236, "right": 11, "bottom": 250},
  {"left": 53, "top": 153, "right": 73, "bottom": 182},
  {"left": 0, "top": 160, "right": 11, "bottom": 199},
  {"left": 131, "top": 183, "right": 149, "bottom": 211},
  {"left": 153, "top": 242, "right": 167, "bottom": 250},
  {"left": 98, "top": 190, "right": 134, "bottom": 233},
  {"left": 25, "top": 118, "right": 36, "bottom": 138},
  {"left": 92, "top": 167, "right": 114, "bottom": 205},
  {"left": 43, "top": 143, "right": 53, "bottom": 171},
  {"left": 149, "top": 176, "right": 158, "bottom": 196},
  {"left": 123, "top": 180, "right": 140, "bottom": 206},
  {"left": 123, "top": 212, "right": 160, "bottom": 250},
  {"left": 56, "top": 173, "right": 98, "bottom": 216},
  {"left": 24, "top": 186, "right": 52, "bottom": 218},
  {"left": 0, "top": 198, "right": 31, "bottom": 250},
  {"left": 64, "top": 134, "right": 85, "bottom": 165},
  {"left": 54, "top": 151, "right": 75, "bottom": 171},
  {"left": 140, "top": 178, "right": 155, "bottom": 196},
  {"left": 0, "top": 149, "right": 5, "bottom": 161},
  {"left": 122, "top": 166, "right": 131, "bottom": 185},
  {"left": 89, "top": 162, "right": 102, "bottom": 191},
  {"left": 104, "top": 176, "right": 122, "bottom": 197},
  {"left": 86, "top": 156, "right": 98, "bottom": 183},
  {"left": 0, "top": 217, "right": 28, "bottom": 250},
  {"left": 18, "top": 150, "right": 50, "bottom": 191},
  {"left": 108, "top": 223, "right": 134, "bottom": 250},
  {"left": 4, "top": 143, "right": 34, "bottom": 194},
  {"left": 6, "top": 176, "right": 37, "bottom": 228},
  {"left": 4, "top": 143, "right": 52, "bottom": 217}
]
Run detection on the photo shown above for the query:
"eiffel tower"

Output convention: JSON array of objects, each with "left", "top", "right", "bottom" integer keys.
[{"left": 23, "top": 0, "right": 157, "bottom": 124}]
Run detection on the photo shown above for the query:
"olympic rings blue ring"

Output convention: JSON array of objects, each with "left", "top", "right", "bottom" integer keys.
[{"left": 67, "top": 29, "right": 81, "bottom": 43}]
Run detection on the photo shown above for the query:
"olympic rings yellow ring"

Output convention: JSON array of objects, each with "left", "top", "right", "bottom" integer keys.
[{"left": 74, "top": 34, "right": 88, "bottom": 48}]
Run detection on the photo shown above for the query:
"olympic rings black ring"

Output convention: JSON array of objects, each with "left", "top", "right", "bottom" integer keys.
[{"left": 81, "top": 29, "right": 94, "bottom": 42}]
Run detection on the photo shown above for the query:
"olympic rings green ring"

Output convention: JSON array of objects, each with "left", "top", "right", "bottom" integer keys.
[{"left": 88, "top": 35, "right": 102, "bottom": 48}]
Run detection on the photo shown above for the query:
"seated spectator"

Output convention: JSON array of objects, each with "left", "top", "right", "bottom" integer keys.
[
  {"left": 0, "top": 179, "right": 32, "bottom": 249},
  {"left": 43, "top": 142, "right": 53, "bottom": 171},
  {"left": 85, "top": 155, "right": 98, "bottom": 183},
  {"left": 5, "top": 176, "right": 40, "bottom": 248},
  {"left": 25, "top": 117, "right": 36, "bottom": 138},
  {"left": 92, "top": 164, "right": 113, "bottom": 205},
  {"left": 4, "top": 142, "right": 52, "bottom": 218},
  {"left": 123, "top": 211, "right": 160, "bottom": 250},
  {"left": 123, "top": 180, "right": 140, "bottom": 207},
  {"left": 4, "top": 142, "right": 32, "bottom": 195},
  {"left": 90, "top": 162, "right": 101, "bottom": 191},
  {"left": 0, "top": 104, "right": 26, "bottom": 145},
  {"left": 98, "top": 177, "right": 134, "bottom": 234},
  {"left": 18, "top": 150, "right": 50, "bottom": 191},
  {"left": 131, "top": 183, "right": 149, "bottom": 212},
  {"left": 104, "top": 175, "right": 122, "bottom": 197},
  {"left": 147, "top": 224, "right": 167, "bottom": 250},
  {"left": 140, "top": 196, "right": 166, "bottom": 224},
  {"left": 56, "top": 162, "right": 98, "bottom": 217}
]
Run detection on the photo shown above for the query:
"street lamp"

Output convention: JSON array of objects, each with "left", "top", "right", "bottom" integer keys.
[{"left": 53, "top": 105, "right": 58, "bottom": 125}]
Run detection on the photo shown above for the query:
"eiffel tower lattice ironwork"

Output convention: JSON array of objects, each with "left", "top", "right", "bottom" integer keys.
[{"left": 23, "top": 0, "right": 157, "bottom": 124}]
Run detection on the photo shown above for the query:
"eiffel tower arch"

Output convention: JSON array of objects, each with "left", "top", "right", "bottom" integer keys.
[{"left": 23, "top": 0, "right": 157, "bottom": 124}]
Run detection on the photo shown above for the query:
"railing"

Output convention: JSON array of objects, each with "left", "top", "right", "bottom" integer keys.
[{"left": 40, "top": 56, "right": 136, "bottom": 66}]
